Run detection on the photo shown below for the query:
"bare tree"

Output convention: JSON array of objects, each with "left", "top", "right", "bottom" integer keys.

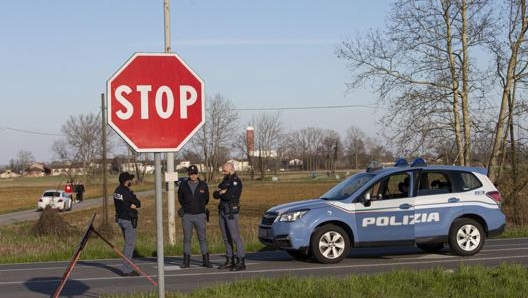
[
  {"left": 190, "top": 94, "right": 239, "bottom": 182},
  {"left": 345, "top": 126, "right": 366, "bottom": 169},
  {"left": 53, "top": 112, "right": 109, "bottom": 183},
  {"left": 10, "top": 150, "right": 35, "bottom": 174},
  {"left": 319, "top": 130, "right": 341, "bottom": 173},
  {"left": 288, "top": 127, "right": 327, "bottom": 172},
  {"left": 248, "top": 112, "right": 283, "bottom": 180},
  {"left": 336, "top": 0, "right": 494, "bottom": 165},
  {"left": 486, "top": 0, "right": 528, "bottom": 224},
  {"left": 487, "top": 0, "right": 528, "bottom": 181}
]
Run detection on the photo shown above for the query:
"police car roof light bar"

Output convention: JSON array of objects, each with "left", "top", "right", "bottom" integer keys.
[
  {"left": 411, "top": 157, "right": 427, "bottom": 167},
  {"left": 394, "top": 158, "right": 409, "bottom": 167}
]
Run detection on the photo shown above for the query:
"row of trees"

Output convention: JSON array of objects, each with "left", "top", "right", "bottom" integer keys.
[{"left": 4, "top": 95, "right": 389, "bottom": 183}]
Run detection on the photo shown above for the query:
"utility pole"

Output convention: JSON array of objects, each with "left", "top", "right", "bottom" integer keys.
[
  {"left": 101, "top": 93, "right": 108, "bottom": 225},
  {"left": 164, "top": 0, "right": 177, "bottom": 248},
  {"left": 156, "top": 2, "right": 171, "bottom": 297}
]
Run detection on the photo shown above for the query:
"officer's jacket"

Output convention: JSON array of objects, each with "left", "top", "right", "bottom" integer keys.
[
  {"left": 213, "top": 173, "right": 243, "bottom": 204},
  {"left": 177, "top": 179, "right": 209, "bottom": 214},
  {"left": 113, "top": 184, "right": 141, "bottom": 220}
]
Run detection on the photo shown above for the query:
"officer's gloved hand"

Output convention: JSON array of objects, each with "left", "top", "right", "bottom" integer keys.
[{"left": 228, "top": 214, "right": 234, "bottom": 220}]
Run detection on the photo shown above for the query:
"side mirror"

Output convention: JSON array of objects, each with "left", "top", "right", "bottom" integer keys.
[{"left": 363, "top": 193, "right": 372, "bottom": 207}]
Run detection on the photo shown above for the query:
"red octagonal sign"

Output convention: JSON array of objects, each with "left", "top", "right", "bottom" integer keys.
[{"left": 107, "top": 52, "right": 204, "bottom": 152}]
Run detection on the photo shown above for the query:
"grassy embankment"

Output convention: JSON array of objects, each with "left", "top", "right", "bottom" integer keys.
[{"left": 102, "top": 264, "right": 528, "bottom": 298}]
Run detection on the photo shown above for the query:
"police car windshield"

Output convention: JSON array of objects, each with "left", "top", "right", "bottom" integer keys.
[{"left": 320, "top": 172, "right": 375, "bottom": 200}]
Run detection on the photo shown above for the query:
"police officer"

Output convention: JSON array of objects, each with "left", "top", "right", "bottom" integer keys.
[
  {"left": 113, "top": 172, "right": 141, "bottom": 276},
  {"left": 213, "top": 162, "right": 246, "bottom": 271},
  {"left": 178, "top": 165, "right": 212, "bottom": 268}
]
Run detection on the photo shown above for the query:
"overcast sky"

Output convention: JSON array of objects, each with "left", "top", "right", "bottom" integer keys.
[{"left": 0, "top": 0, "right": 391, "bottom": 166}]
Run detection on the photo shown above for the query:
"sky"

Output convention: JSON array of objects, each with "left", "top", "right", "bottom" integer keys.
[{"left": 0, "top": 0, "right": 391, "bottom": 166}]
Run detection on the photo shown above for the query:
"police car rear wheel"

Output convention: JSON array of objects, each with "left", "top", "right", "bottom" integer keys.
[
  {"left": 448, "top": 218, "right": 485, "bottom": 256},
  {"left": 310, "top": 224, "right": 350, "bottom": 264}
]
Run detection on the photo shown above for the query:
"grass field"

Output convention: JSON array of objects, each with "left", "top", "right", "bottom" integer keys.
[{"left": 0, "top": 173, "right": 340, "bottom": 263}]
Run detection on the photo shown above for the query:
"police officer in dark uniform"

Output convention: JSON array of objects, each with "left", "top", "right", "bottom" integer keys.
[
  {"left": 213, "top": 162, "right": 246, "bottom": 271},
  {"left": 113, "top": 172, "right": 141, "bottom": 276},
  {"left": 178, "top": 164, "right": 212, "bottom": 268}
]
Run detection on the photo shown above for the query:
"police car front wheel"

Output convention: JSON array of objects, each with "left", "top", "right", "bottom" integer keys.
[
  {"left": 310, "top": 224, "right": 350, "bottom": 264},
  {"left": 448, "top": 218, "right": 485, "bottom": 256}
]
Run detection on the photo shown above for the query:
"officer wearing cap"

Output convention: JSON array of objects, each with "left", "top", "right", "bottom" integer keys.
[
  {"left": 177, "top": 165, "right": 212, "bottom": 268},
  {"left": 213, "top": 162, "right": 246, "bottom": 271},
  {"left": 113, "top": 172, "right": 141, "bottom": 276}
]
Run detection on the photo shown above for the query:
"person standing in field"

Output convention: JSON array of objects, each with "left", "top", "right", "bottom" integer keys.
[
  {"left": 177, "top": 164, "right": 212, "bottom": 268},
  {"left": 64, "top": 180, "right": 73, "bottom": 202},
  {"left": 213, "top": 162, "right": 246, "bottom": 271},
  {"left": 75, "top": 181, "right": 85, "bottom": 203},
  {"left": 113, "top": 172, "right": 141, "bottom": 276}
]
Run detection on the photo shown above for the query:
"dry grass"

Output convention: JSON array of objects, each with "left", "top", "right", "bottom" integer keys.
[
  {"left": 0, "top": 175, "right": 150, "bottom": 214},
  {"left": 0, "top": 173, "right": 338, "bottom": 262},
  {"left": 88, "top": 179, "right": 337, "bottom": 256}
]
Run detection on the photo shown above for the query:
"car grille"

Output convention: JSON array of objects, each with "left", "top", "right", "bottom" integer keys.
[{"left": 260, "top": 211, "right": 278, "bottom": 225}]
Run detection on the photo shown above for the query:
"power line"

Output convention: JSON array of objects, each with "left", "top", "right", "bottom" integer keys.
[
  {"left": 0, "top": 126, "right": 62, "bottom": 136},
  {"left": 1, "top": 104, "right": 375, "bottom": 137},
  {"left": 233, "top": 104, "right": 377, "bottom": 111}
]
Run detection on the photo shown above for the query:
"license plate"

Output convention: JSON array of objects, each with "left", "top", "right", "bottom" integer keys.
[{"left": 258, "top": 228, "right": 270, "bottom": 238}]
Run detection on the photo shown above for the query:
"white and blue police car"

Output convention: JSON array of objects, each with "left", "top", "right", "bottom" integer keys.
[{"left": 258, "top": 158, "right": 506, "bottom": 264}]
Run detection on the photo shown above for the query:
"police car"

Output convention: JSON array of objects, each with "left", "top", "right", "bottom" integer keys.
[{"left": 258, "top": 158, "right": 506, "bottom": 264}]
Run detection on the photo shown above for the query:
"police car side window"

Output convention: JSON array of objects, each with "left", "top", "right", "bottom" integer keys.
[
  {"left": 458, "top": 172, "right": 482, "bottom": 191},
  {"left": 417, "top": 171, "right": 451, "bottom": 196},
  {"left": 379, "top": 173, "right": 409, "bottom": 200},
  {"left": 367, "top": 180, "right": 383, "bottom": 200},
  {"left": 362, "top": 177, "right": 387, "bottom": 201}
]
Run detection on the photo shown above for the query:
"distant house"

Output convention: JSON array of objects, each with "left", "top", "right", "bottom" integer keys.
[
  {"left": 120, "top": 162, "right": 155, "bottom": 174},
  {"left": 227, "top": 160, "right": 250, "bottom": 172},
  {"left": 288, "top": 159, "right": 303, "bottom": 169},
  {"left": 25, "top": 163, "right": 51, "bottom": 177},
  {"left": 0, "top": 170, "right": 20, "bottom": 179},
  {"left": 176, "top": 161, "right": 191, "bottom": 171}
]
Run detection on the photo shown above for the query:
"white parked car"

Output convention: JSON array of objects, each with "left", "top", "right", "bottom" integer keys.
[{"left": 37, "top": 190, "right": 73, "bottom": 211}]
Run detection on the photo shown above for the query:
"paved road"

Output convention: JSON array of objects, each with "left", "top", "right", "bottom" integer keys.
[
  {"left": 1, "top": 238, "right": 527, "bottom": 298},
  {"left": 0, "top": 190, "right": 154, "bottom": 226}
]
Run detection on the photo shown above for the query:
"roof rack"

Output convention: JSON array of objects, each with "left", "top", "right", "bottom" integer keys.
[{"left": 366, "top": 161, "right": 383, "bottom": 172}]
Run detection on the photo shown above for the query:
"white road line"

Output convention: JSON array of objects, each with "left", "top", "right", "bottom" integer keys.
[{"left": 2, "top": 253, "right": 528, "bottom": 286}]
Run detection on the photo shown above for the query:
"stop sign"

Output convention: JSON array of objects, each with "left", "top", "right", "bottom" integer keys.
[{"left": 107, "top": 52, "right": 204, "bottom": 152}]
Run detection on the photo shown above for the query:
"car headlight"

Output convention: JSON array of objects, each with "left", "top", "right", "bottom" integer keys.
[{"left": 279, "top": 210, "right": 309, "bottom": 222}]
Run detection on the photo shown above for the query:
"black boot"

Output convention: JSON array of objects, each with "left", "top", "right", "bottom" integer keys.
[
  {"left": 180, "top": 254, "right": 190, "bottom": 268},
  {"left": 202, "top": 253, "right": 213, "bottom": 268},
  {"left": 217, "top": 256, "right": 234, "bottom": 269},
  {"left": 231, "top": 257, "right": 246, "bottom": 271}
]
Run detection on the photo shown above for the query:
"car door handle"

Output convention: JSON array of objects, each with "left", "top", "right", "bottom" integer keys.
[
  {"left": 448, "top": 197, "right": 460, "bottom": 203},
  {"left": 399, "top": 203, "right": 413, "bottom": 209}
]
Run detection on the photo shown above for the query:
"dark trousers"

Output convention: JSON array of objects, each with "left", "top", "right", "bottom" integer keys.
[
  {"left": 182, "top": 213, "right": 208, "bottom": 255},
  {"left": 118, "top": 218, "right": 136, "bottom": 273},
  {"left": 218, "top": 210, "right": 245, "bottom": 258}
]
